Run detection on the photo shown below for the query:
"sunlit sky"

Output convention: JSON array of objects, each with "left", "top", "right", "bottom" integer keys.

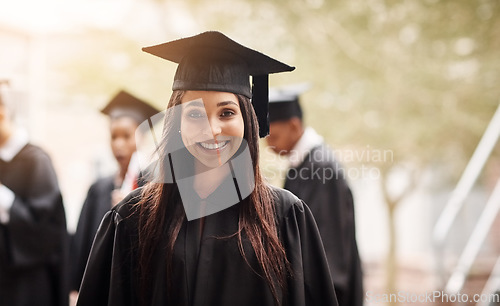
[
  {"left": 0, "top": 0, "right": 197, "bottom": 40},
  {"left": 1, "top": 0, "right": 131, "bottom": 32}
]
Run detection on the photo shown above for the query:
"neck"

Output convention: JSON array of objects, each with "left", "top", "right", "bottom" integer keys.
[
  {"left": 114, "top": 164, "right": 128, "bottom": 187},
  {"left": 293, "top": 128, "right": 305, "bottom": 147},
  {"left": 120, "top": 166, "right": 128, "bottom": 180},
  {"left": 0, "top": 124, "right": 13, "bottom": 148},
  {"left": 193, "top": 162, "right": 230, "bottom": 199},
  {"left": 285, "top": 128, "right": 304, "bottom": 156}
]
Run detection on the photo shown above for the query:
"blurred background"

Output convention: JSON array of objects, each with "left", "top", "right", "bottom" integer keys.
[{"left": 1, "top": 0, "right": 499, "bottom": 305}]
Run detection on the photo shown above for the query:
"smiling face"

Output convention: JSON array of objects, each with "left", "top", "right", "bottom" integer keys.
[{"left": 180, "top": 91, "right": 244, "bottom": 168}]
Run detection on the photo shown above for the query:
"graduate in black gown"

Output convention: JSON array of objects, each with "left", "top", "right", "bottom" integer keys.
[
  {"left": 266, "top": 85, "right": 364, "bottom": 306},
  {"left": 76, "top": 31, "right": 338, "bottom": 306},
  {"left": 70, "top": 90, "right": 159, "bottom": 295},
  {"left": 0, "top": 81, "right": 68, "bottom": 306}
]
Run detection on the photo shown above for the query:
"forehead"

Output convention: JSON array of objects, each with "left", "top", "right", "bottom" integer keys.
[
  {"left": 110, "top": 116, "right": 140, "bottom": 129},
  {"left": 269, "top": 120, "right": 292, "bottom": 133},
  {"left": 181, "top": 91, "right": 239, "bottom": 106}
]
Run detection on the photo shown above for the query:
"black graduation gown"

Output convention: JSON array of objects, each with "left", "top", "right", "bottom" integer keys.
[
  {"left": 76, "top": 187, "right": 338, "bottom": 306},
  {"left": 0, "top": 144, "right": 68, "bottom": 306},
  {"left": 70, "top": 176, "right": 115, "bottom": 291},
  {"left": 284, "top": 144, "right": 364, "bottom": 306}
]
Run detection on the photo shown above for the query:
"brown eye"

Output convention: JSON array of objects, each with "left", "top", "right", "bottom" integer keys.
[
  {"left": 186, "top": 109, "right": 206, "bottom": 120},
  {"left": 221, "top": 110, "right": 235, "bottom": 118}
]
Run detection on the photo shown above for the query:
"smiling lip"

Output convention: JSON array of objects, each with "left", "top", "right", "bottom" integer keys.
[{"left": 197, "top": 140, "right": 229, "bottom": 151}]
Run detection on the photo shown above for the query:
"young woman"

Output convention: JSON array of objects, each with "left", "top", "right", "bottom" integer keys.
[{"left": 76, "top": 31, "right": 338, "bottom": 306}]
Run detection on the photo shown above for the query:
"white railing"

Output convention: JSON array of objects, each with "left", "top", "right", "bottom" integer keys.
[
  {"left": 444, "top": 178, "right": 500, "bottom": 294},
  {"left": 477, "top": 256, "right": 500, "bottom": 306},
  {"left": 432, "top": 103, "right": 500, "bottom": 293}
]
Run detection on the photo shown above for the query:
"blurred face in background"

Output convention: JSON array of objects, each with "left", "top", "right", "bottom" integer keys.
[
  {"left": 0, "top": 100, "right": 13, "bottom": 147},
  {"left": 0, "top": 104, "right": 7, "bottom": 145},
  {"left": 266, "top": 118, "right": 302, "bottom": 155},
  {"left": 110, "top": 116, "right": 139, "bottom": 173}
]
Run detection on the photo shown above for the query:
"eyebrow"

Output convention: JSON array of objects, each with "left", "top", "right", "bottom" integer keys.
[
  {"left": 184, "top": 100, "right": 204, "bottom": 108},
  {"left": 217, "top": 101, "right": 239, "bottom": 108},
  {"left": 183, "top": 100, "right": 239, "bottom": 108}
]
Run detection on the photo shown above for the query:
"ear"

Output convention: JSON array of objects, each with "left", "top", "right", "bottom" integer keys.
[
  {"left": 0, "top": 105, "right": 6, "bottom": 121},
  {"left": 288, "top": 117, "right": 303, "bottom": 134}
]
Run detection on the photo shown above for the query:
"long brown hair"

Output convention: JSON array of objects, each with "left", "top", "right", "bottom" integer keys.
[{"left": 136, "top": 90, "right": 289, "bottom": 305}]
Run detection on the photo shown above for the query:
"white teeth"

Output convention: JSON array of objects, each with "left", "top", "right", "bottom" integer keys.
[{"left": 199, "top": 141, "right": 228, "bottom": 150}]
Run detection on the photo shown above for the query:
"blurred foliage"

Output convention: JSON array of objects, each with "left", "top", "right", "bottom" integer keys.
[
  {"left": 49, "top": 0, "right": 500, "bottom": 183},
  {"left": 46, "top": 29, "right": 175, "bottom": 111}
]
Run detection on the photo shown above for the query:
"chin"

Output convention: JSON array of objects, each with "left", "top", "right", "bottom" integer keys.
[
  {"left": 276, "top": 149, "right": 288, "bottom": 156},
  {"left": 197, "top": 154, "right": 232, "bottom": 169}
]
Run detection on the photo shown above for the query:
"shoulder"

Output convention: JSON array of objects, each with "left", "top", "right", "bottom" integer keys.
[
  {"left": 269, "top": 185, "right": 306, "bottom": 218},
  {"left": 308, "top": 144, "right": 339, "bottom": 167},
  {"left": 303, "top": 144, "right": 350, "bottom": 182},
  {"left": 16, "top": 143, "right": 52, "bottom": 163},
  {"left": 93, "top": 175, "right": 115, "bottom": 186},
  {"left": 13, "top": 144, "right": 59, "bottom": 181},
  {"left": 111, "top": 188, "right": 144, "bottom": 221},
  {"left": 88, "top": 189, "right": 143, "bottom": 249},
  {"left": 87, "top": 175, "right": 115, "bottom": 192},
  {"left": 270, "top": 186, "right": 323, "bottom": 241}
]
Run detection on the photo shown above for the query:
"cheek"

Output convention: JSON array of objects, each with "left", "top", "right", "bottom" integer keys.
[
  {"left": 181, "top": 133, "right": 190, "bottom": 148},
  {"left": 267, "top": 129, "right": 282, "bottom": 148},
  {"left": 180, "top": 120, "right": 201, "bottom": 140},
  {"left": 110, "top": 140, "right": 118, "bottom": 152},
  {"left": 126, "top": 136, "right": 136, "bottom": 151},
  {"left": 110, "top": 136, "right": 121, "bottom": 147},
  {"left": 274, "top": 137, "right": 285, "bottom": 150},
  {"left": 180, "top": 123, "right": 194, "bottom": 145},
  {"left": 226, "top": 117, "right": 244, "bottom": 138},
  {"left": 265, "top": 136, "right": 276, "bottom": 148}
]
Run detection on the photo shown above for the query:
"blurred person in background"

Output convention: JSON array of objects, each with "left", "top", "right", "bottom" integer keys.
[
  {"left": 0, "top": 80, "right": 69, "bottom": 306},
  {"left": 70, "top": 90, "right": 159, "bottom": 299},
  {"left": 266, "top": 84, "right": 364, "bottom": 306}
]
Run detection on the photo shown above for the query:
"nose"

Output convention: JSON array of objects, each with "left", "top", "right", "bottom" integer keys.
[
  {"left": 200, "top": 117, "right": 222, "bottom": 138},
  {"left": 209, "top": 118, "right": 222, "bottom": 137},
  {"left": 112, "top": 138, "right": 125, "bottom": 150}
]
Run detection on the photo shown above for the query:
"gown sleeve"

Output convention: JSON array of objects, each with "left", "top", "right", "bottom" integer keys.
[
  {"left": 76, "top": 204, "right": 138, "bottom": 306},
  {"left": 277, "top": 188, "right": 339, "bottom": 306},
  {"left": 70, "top": 178, "right": 114, "bottom": 291}
]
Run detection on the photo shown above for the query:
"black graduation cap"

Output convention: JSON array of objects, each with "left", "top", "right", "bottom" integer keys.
[
  {"left": 142, "top": 31, "right": 295, "bottom": 137},
  {"left": 268, "top": 83, "right": 310, "bottom": 122},
  {"left": 101, "top": 90, "right": 160, "bottom": 123}
]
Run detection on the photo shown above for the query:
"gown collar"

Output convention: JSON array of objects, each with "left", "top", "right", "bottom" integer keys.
[{"left": 287, "top": 127, "right": 323, "bottom": 168}]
